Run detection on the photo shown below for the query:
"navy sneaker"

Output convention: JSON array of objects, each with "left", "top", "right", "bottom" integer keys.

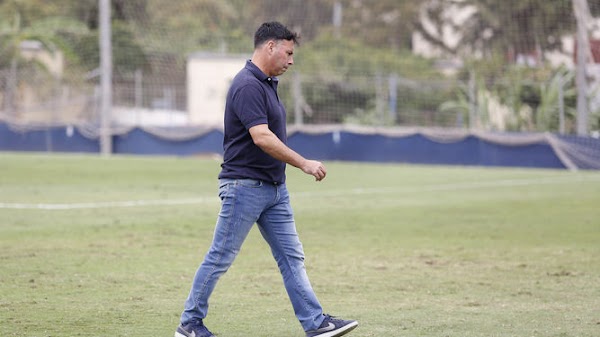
[
  {"left": 305, "top": 314, "right": 358, "bottom": 337},
  {"left": 175, "top": 320, "right": 215, "bottom": 337}
]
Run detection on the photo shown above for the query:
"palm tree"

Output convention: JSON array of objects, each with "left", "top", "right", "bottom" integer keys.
[{"left": 0, "top": 1, "right": 87, "bottom": 119}]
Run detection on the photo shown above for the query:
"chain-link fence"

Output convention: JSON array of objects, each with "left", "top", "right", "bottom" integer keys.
[{"left": 1, "top": 0, "right": 600, "bottom": 134}]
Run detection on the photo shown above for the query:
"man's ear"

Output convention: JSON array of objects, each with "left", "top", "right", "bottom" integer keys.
[{"left": 266, "top": 40, "right": 276, "bottom": 54}]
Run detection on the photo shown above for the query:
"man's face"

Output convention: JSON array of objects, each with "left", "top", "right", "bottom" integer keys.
[{"left": 269, "top": 39, "right": 294, "bottom": 76}]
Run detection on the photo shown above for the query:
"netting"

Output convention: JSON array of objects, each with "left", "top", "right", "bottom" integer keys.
[{"left": 1, "top": 1, "right": 600, "bottom": 137}]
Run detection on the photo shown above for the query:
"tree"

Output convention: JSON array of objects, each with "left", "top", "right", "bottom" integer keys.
[
  {"left": 132, "top": 0, "right": 242, "bottom": 55},
  {"left": 0, "top": 0, "right": 87, "bottom": 117},
  {"left": 241, "top": 0, "right": 333, "bottom": 42},
  {"left": 332, "top": 0, "right": 421, "bottom": 50},
  {"left": 239, "top": 0, "right": 421, "bottom": 50},
  {"left": 417, "top": 0, "right": 575, "bottom": 62},
  {"left": 287, "top": 33, "right": 446, "bottom": 125}
]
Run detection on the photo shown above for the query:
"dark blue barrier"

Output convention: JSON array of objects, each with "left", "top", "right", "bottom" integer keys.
[
  {"left": 0, "top": 123, "right": 99, "bottom": 153},
  {"left": 477, "top": 138, "right": 564, "bottom": 168},
  {"left": 287, "top": 132, "right": 566, "bottom": 169},
  {"left": 114, "top": 128, "right": 223, "bottom": 156},
  {"left": 2, "top": 122, "right": 599, "bottom": 169}
]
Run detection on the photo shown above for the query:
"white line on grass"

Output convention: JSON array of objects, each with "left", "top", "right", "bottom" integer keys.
[
  {"left": 1, "top": 174, "right": 598, "bottom": 210},
  {"left": 0, "top": 197, "right": 216, "bottom": 210},
  {"left": 295, "top": 174, "right": 600, "bottom": 199}
]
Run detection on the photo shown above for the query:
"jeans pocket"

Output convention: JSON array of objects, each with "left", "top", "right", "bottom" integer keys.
[{"left": 218, "top": 182, "right": 231, "bottom": 200}]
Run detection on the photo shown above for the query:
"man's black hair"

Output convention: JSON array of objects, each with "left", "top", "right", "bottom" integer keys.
[{"left": 254, "top": 21, "right": 299, "bottom": 48}]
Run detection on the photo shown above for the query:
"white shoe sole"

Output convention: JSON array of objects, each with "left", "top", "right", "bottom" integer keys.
[{"left": 312, "top": 321, "right": 358, "bottom": 337}]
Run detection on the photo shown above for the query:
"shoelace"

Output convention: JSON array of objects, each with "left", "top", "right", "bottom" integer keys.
[{"left": 323, "top": 314, "right": 342, "bottom": 325}]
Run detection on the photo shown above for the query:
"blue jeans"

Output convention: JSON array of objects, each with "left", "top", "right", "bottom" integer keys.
[{"left": 181, "top": 179, "right": 325, "bottom": 331}]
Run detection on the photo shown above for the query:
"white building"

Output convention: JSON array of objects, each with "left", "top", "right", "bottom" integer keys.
[{"left": 187, "top": 52, "right": 248, "bottom": 126}]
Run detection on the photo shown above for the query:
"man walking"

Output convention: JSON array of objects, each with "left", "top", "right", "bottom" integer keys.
[{"left": 175, "top": 22, "right": 358, "bottom": 337}]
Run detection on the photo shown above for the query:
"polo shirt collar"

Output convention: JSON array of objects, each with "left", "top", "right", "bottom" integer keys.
[{"left": 246, "top": 60, "right": 279, "bottom": 84}]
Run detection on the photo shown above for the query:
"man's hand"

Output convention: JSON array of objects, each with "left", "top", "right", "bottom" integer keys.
[
  {"left": 301, "top": 160, "right": 327, "bottom": 181},
  {"left": 249, "top": 124, "right": 327, "bottom": 182}
]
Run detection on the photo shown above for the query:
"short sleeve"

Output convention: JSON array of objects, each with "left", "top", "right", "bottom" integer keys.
[{"left": 233, "top": 84, "right": 268, "bottom": 129}]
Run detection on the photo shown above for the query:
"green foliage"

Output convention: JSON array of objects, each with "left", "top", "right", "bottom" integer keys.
[
  {"left": 439, "top": 80, "right": 478, "bottom": 129},
  {"left": 290, "top": 33, "right": 449, "bottom": 125},
  {"left": 536, "top": 67, "right": 577, "bottom": 132},
  {"left": 446, "top": 60, "right": 579, "bottom": 132},
  {"left": 0, "top": 5, "right": 88, "bottom": 68},
  {"left": 0, "top": 1, "right": 90, "bottom": 114},
  {"left": 297, "top": 34, "right": 439, "bottom": 80},
  {"left": 135, "top": 0, "right": 246, "bottom": 55},
  {"left": 75, "top": 21, "right": 148, "bottom": 77}
]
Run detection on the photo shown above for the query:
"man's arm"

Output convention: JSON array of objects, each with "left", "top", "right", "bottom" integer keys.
[{"left": 249, "top": 124, "right": 326, "bottom": 181}]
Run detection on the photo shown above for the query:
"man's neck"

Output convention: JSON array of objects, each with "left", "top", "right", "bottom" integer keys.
[{"left": 251, "top": 51, "right": 271, "bottom": 77}]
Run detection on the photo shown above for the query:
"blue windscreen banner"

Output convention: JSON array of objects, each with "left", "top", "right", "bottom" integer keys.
[{"left": 1, "top": 123, "right": 599, "bottom": 170}]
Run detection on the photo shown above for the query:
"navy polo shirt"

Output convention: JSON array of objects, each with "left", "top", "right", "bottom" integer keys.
[{"left": 218, "top": 60, "right": 288, "bottom": 184}]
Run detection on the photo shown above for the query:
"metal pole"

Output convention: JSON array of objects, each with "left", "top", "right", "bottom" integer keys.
[
  {"left": 5, "top": 58, "right": 17, "bottom": 118},
  {"left": 292, "top": 71, "right": 303, "bottom": 126},
  {"left": 558, "top": 75, "right": 565, "bottom": 134},
  {"left": 573, "top": 0, "right": 590, "bottom": 136},
  {"left": 468, "top": 70, "right": 477, "bottom": 130},
  {"left": 375, "top": 72, "right": 385, "bottom": 125},
  {"left": 99, "top": 0, "right": 112, "bottom": 155},
  {"left": 333, "top": 1, "right": 342, "bottom": 39},
  {"left": 135, "top": 68, "right": 142, "bottom": 125},
  {"left": 388, "top": 73, "right": 398, "bottom": 124}
]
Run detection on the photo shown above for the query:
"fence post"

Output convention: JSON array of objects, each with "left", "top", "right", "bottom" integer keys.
[
  {"left": 292, "top": 71, "right": 303, "bottom": 126},
  {"left": 99, "top": 0, "right": 112, "bottom": 155},
  {"left": 375, "top": 72, "right": 385, "bottom": 125},
  {"left": 468, "top": 70, "right": 477, "bottom": 130},
  {"left": 4, "top": 58, "right": 17, "bottom": 118},
  {"left": 388, "top": 73, "right": 398, "bottom": 124},
  {"left": 573, "top": 0, "right": 590, "bottom": 136},
  {"left": 558, "top": 75, "right": 566, "bottom": 134},
  {"left": 135, "top": 68, "right": 143, "bottom": 125}
]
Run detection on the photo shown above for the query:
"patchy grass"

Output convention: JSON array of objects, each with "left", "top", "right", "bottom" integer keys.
[{"left": 1, "top": 152, "right": 599, "bottom": 336}]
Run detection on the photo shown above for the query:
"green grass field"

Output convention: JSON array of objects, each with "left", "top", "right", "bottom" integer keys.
[{"left": 1, "top": 152, "right": 599, "bottom": 337}]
